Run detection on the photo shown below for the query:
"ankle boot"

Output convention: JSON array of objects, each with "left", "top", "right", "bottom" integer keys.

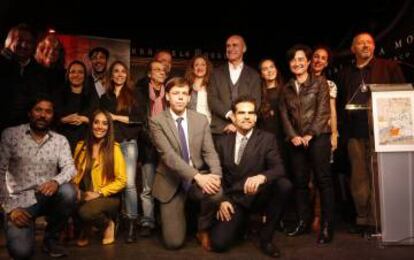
[
  {"left": 125, "top": 219, "right": 137, "bottom": 243},
  {"left": 287, "top": 220, "right": 310, "bottom": 237},
  {"left": 317, "top": 222, "right": 333, "bottom": 244}
]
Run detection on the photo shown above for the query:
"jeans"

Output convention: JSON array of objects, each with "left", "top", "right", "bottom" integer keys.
[
  {"left": 140, "top": 162, "right": 155, "bottom": 228},
  {"left": 4, "top": 183, "right": 76, "bottom": 260},
  {"left": 120, "top": 139, "right": 139, "bottom": 219}
]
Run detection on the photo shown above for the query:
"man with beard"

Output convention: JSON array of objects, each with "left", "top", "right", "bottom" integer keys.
[
  {"left": 0, "top": 95, "right": 77, "bottom": 259},
  {"left": 338, "top": 32, "right": 405, "bottom": 235},
  {"left": 210, "top": 96, "right": 292, "bottom": 258},
  {"left": 87, "top": 47, "right": 110, "bottom": 99}
]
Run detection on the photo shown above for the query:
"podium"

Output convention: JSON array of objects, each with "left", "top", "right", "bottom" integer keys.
[{"left": 369, "top": 84, "right": 414, "bottom": 245}]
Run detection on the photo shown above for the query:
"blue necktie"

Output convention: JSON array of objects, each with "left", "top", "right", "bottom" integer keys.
[{"left": 176, "top": 117, "right": 191, "bottom": 191}]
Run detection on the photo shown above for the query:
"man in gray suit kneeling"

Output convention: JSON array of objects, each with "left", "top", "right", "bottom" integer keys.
[{"left": 149, "top": 77, "right": 222, "bottom": 250}]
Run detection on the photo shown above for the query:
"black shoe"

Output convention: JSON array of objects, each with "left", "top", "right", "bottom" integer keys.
[
  {"left": 139, "top": 226, "right": 153, "bottom": 237},
  {"left": 317, "top": 223, "right": 333, "bottom": 244},
  {"left": 125, "top": 219, "right": 137, "bottom": 243},
  {"left": 287, "top": 220, "right": 310, "bottom": 237},
  {"left": 260, "top": 242, "right": 281, "bottom": 258},
  {"left": 347, "top": 223, "right": 364, "bottom": 235},
  {"left": 43, "top": 240, "right": 68, "bottom": 258}
]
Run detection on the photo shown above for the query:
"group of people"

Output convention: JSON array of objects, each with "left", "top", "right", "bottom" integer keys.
[{"left": 0, "top": 23, "right": 407, "bottom": 259}]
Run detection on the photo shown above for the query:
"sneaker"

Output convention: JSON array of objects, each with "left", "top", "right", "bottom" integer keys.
[{"left": 43, "top": 240, "right": 68, "bottom": 258}]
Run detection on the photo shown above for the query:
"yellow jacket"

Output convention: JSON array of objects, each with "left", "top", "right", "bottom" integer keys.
[{"left": 72, "top": 141, "right": 126, "bottom": 197}]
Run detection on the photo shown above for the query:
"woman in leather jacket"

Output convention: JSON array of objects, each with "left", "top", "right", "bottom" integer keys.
[{"left": 279, "top": 44, "right": 335, "bottom": 244}]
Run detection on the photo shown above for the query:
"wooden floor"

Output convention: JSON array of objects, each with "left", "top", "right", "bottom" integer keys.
[{"left": 1, "top": 224, "right": 414, "bottom": 260}]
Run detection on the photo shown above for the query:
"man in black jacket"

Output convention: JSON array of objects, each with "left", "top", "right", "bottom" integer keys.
[{"left": 338, "top": 32, "right": 406, "bottom": 234}]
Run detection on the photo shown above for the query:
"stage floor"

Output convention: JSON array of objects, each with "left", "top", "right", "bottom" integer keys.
[{"left": 1, "top": 225, "right": 413, "bottom": 260}]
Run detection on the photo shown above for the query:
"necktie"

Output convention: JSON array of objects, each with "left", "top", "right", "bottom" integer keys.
[
  {"left": 236, "top": 136, "right": 248, "bottom": 165},
  {"left": 176, "top": 117, "right": 191, "bottom": 191}
]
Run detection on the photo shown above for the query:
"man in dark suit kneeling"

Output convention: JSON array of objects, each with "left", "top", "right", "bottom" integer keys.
[{"left": 210, "top": 95, "right": 292, "bottom": 258}]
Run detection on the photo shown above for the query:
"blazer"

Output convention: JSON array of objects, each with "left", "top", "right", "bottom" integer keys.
[
  {"left": 208, "top": 63, "right": 261, "bottom": 134},
  {"left": 149, "top": 109, "right": 222, "bottom": 203},
  {"left": 215, "top": 129, "right": 286, "bottom": 208},
  {"left": 72, "top": 141, "right": 127, "bottom": 197}
]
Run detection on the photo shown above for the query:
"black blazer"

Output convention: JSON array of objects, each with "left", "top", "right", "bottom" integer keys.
[
  {"left": 215, "top": 129, "right": 285, "bottom": 208},
  {"left": 208, "top": 63, "right": 261, "bottom": 134}
]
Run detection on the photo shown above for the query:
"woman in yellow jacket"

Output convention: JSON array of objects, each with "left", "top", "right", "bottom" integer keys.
[{"left": 72, "top": 109, "right": 126, "bottom": 246}]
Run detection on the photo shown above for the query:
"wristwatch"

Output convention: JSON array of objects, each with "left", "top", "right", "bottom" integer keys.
[{"left": 98, "top": 190, "right": 103, "bottom": 198}]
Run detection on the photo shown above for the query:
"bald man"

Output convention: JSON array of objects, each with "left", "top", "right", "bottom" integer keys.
[
  {"left": 338, "top": 32, "right": 405, "bottom": 234},
  {"left": 208, "top": 35, "right": 261, "bottom": 136}
]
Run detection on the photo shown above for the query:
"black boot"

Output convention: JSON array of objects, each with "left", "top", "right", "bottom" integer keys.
[
  {"left": 287, "top": 220, "right": 310, "bottom": 237},
  {"left": 317, "top": 222, "right": 333, "bottom": 244},
  {"left": 125, "top": 219, "right": 137, "bottom": 243}
]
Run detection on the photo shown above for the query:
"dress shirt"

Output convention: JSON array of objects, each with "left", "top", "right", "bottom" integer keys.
[
  {"left": 0, "top": 124, "right": 76, "bottom": 213},
  {"left": 229, "top": 62, "right": 244, "bottom": 85}
]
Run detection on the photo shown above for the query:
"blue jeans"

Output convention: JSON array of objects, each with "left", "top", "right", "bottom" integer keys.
[
  {"left": 4, "top": 183, "right": 76, "bottom": 260},
  {"left": 120, "top": 139, "right": 139, "bottom": 219},
  {"left": 140, "top": 162, "right": 155, "bottom": 228}
]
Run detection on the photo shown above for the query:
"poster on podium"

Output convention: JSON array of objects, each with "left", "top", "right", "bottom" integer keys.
[{"left": 371, "top": 87, "right": 414, "bottom": 152}]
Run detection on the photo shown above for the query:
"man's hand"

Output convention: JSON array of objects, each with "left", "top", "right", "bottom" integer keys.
[
  {"left": 83, "top": 191, "right": 101, "bottom": 201},
  {"left": 9, "top": 208, "right": 32, "bottom": 227},
  {"left": 291, "top": 136, "right": 303, "bottom": 146},
  {"left": 194, "top": 173, "right": 221, "bottom": 195},
  {"left": 223, "top": 124, "right": 237, "bottom": 134},
  {"left": 244, "top": 174, "right": 266, "bottom": 195},
  {"left": 302, "top": 135, "right": 313, "bottom": 147},
  {"left": 217, "top": 201, "right": 235, "bottom": 222},
  {"left": 38, "top": 180, "right": 59, "bottom": 197}
]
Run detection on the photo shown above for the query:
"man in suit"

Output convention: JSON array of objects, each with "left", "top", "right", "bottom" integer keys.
[
  {"left": 208, "top": 35, "right": 261, "bottom": 135},
  {"left": 210, "top": 96, "right": 292, "bottom": 258},
  {"left": 149, "top": 77, "right": 222, "bottom": 250}
]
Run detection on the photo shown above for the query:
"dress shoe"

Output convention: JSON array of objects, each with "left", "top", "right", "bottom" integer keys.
[
  {"left": 125, "top": 219, "right": 137, "bottom": 243},
  {"left": 287, "top": 220, "right": 310, "bottom": 237},
  {"left": 317, "top": 223, "right": 333, "bottom": 244},
  {"left": 102, "top": 220, "right": 115, "bottom": 245},
  {"left": 196, "top": 231, "right": 212, "bottom": 251},
  {"left": 76, "top": 227, "right": 91, "bottom": 247},
  {"left": 260, "top": 242, "right": 281, "bottom": 258}
]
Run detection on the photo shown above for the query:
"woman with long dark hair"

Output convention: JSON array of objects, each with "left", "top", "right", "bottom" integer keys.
[
  {"left": 100, "top": 60, "right": 144, "bottom": 243},
  {"left": 280, "top": 44, "right": 334, "bottom": 244},
  {"left": 72, "top": 109, "right": 126, "bottom": 246}
]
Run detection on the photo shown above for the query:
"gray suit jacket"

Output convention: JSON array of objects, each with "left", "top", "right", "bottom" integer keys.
[
  {"left": 208, "top": 63, "right": 261, "bottom": 134},
  {"left": 149, "top": 109, "right": 222, "bottom": 203}
]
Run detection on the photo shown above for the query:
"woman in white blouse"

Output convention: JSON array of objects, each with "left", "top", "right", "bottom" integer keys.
[{"left": 185, "top": 54, "right": 213, "bottom": 123}]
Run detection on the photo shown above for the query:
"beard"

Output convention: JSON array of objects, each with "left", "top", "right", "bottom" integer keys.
[{"left": 30, "top": 118, "right": 50, "bottom": 132}]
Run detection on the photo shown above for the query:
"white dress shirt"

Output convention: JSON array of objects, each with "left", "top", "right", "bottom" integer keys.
[{"left": 229, "top": 62, "right": 244, "bottom": 85}]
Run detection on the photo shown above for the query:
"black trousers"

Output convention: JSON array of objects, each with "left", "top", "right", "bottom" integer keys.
[
  {"left": 210, "top": 177, "right": 292, "bottom": 251},
  {"left": 288, "top": 134, "right": 335, "bottom": 225}
]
